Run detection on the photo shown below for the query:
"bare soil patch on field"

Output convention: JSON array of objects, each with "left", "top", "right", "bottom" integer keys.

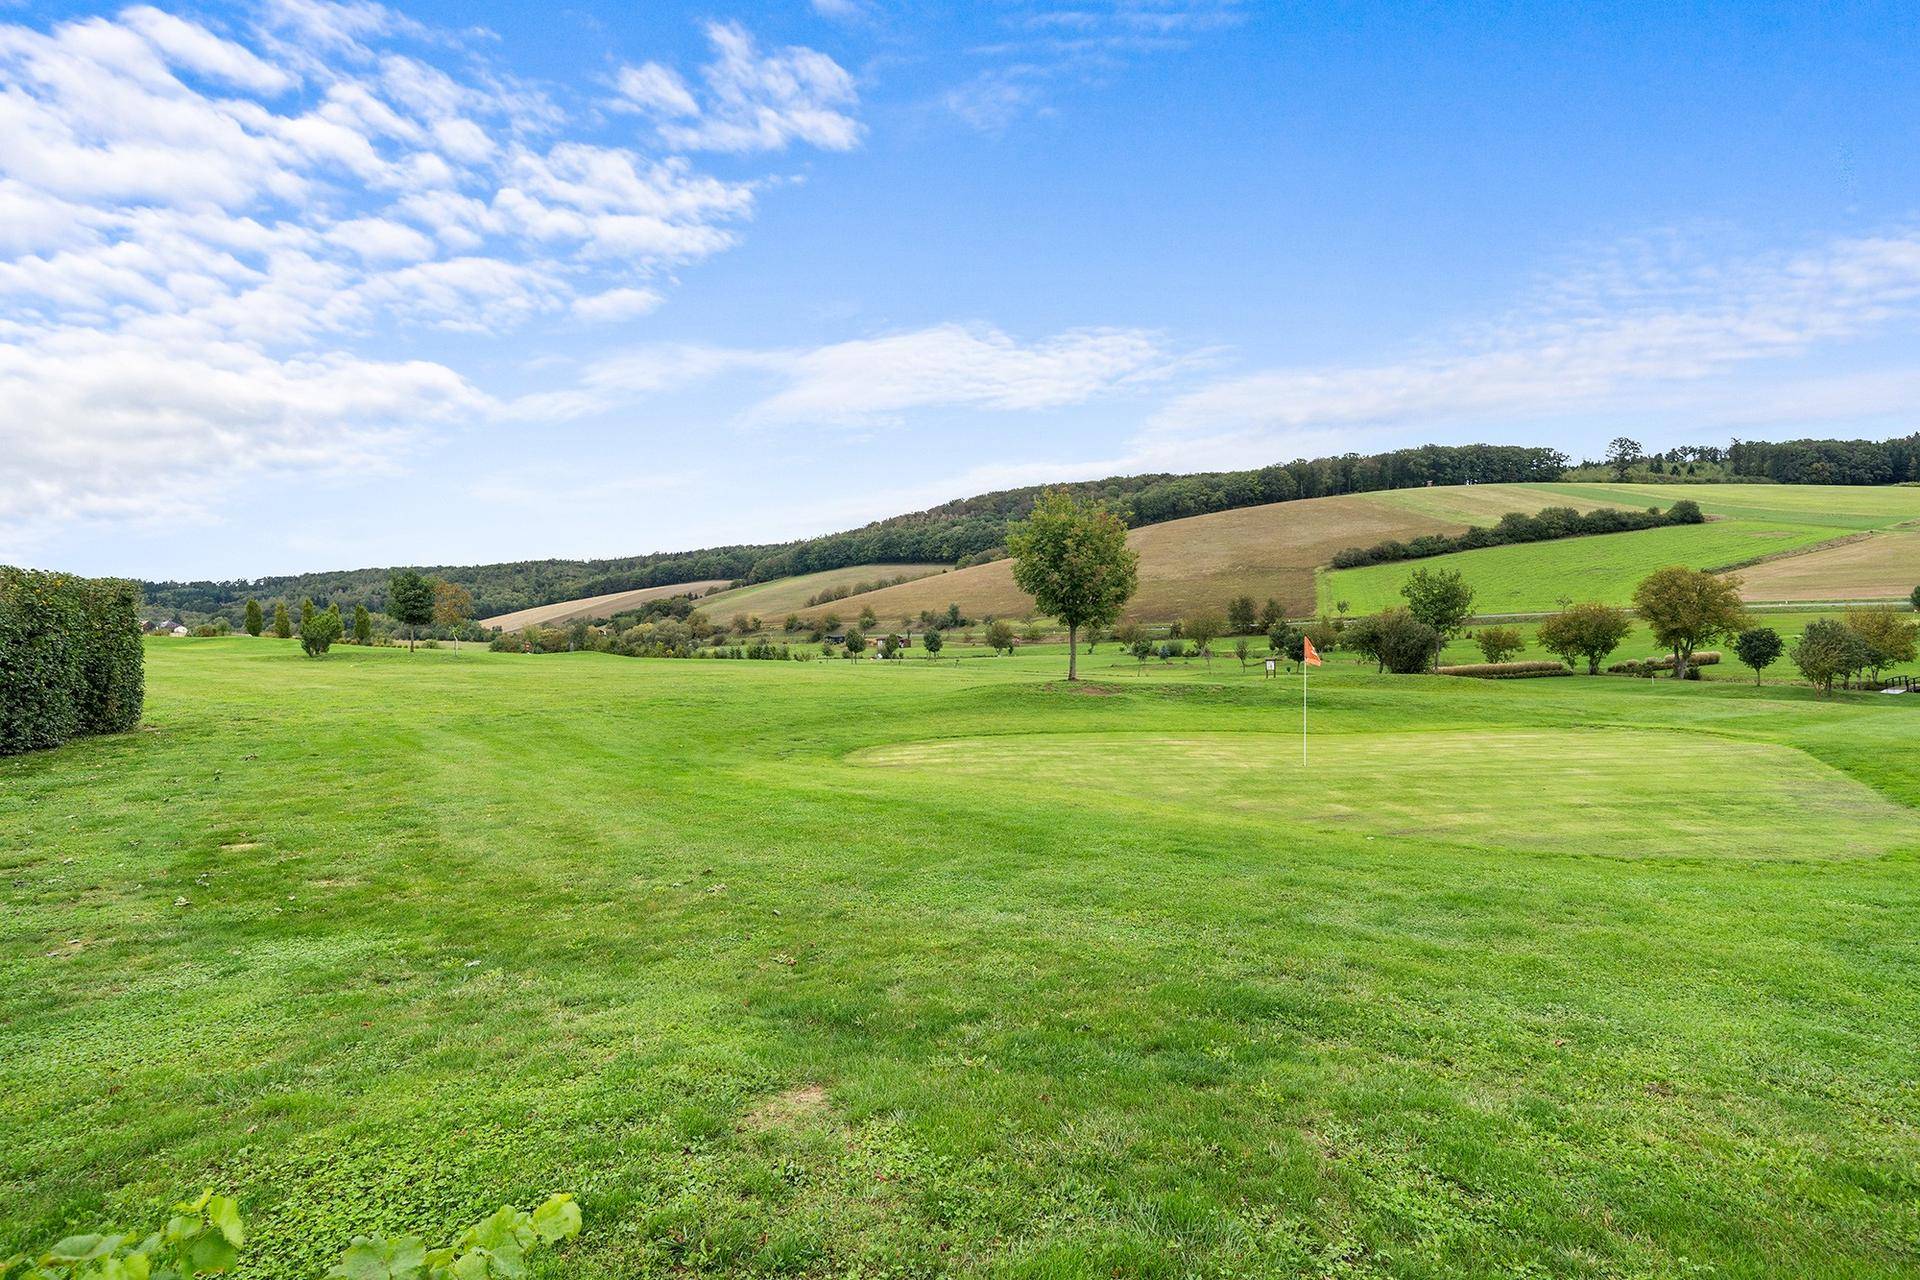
[{"left": 1731, "top": 530, "right": 1920, "bottom": 601}]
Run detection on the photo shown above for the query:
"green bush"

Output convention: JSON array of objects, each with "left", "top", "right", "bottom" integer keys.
[
  {"left": 301, "top": 605, "right": 344, "bottom": 657},
  {"left": 0, "top": 1191, "right": 579, "bottom": 1280},
  {"left": 0, "top": 566, "right": 144, "bottom": 755},
  {"left": 1376, "top": 611, "right": 1440, "bottom": 674},
  {"left": 1435, "top": 661, "right": 1571, "bottom": 679}
]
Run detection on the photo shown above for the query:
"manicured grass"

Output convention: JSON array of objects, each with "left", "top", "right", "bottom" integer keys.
[
  {"left": 1316, "top": 520, "right": 1851, "bottom": 615},
  {"left": 5, "top": 639, "right": 1920, "bottom": 1277}
]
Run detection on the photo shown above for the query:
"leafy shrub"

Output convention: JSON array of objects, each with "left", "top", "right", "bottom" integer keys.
[
  {"left": 1376, "top": 612, "right": 1440, "bottom": 674},
  {"left": 1, "top": 566, "right": 144, "bottom": 755},
  {"left": 301, "top": 606, "right": 344, "bottom": 657},
  {"left": 1435, "top": 661, "right": 1571, "bottom": 679},
  {"left": 1474, "top": 625, "right": 1526, "bottom": 664},
  {"left": 1, "top": 1192, "right": 580, "bottom": 1280}
]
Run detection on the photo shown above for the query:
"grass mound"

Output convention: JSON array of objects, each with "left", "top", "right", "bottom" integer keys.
[{"left": 853, "top": 728, "right": 1917, "bottom": 861}]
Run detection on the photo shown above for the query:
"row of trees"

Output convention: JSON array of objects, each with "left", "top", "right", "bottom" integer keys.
[
  {"left": 1329, "top": 499, "right": 1703, "bottom": 570},
  {"left": 236, "top": 572, "right": 473, "bottom": 657}
]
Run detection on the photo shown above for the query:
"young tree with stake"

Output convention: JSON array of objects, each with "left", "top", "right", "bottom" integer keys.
[
  {"left": 1006, "top": 490, "right": 1139, "bottom": 680},
  {"left": 433, "top": 580, "right": 474, "bottom": 645}
]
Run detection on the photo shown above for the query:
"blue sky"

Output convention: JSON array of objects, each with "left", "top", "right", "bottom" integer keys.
[{"left": 7, "top": 0, "right": 1920, "bottom": 579}]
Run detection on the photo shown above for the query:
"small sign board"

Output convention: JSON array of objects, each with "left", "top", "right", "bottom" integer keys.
[{"left": 1264, "top": 658, "right": 1277, "bottom": 677}]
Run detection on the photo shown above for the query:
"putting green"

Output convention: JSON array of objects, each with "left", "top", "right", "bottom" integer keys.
[{"left": 854, "top": 728, "right": 1917, "bottom": 861}]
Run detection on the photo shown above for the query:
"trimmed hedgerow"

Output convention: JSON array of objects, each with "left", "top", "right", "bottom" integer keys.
[
  {"left": 1329, "top": 499, "right": 1705, "bottom": 570},
  {"left": 1606, "top": 651, "right": 1722, "bottom": 676},
  {"left": 0, "top": 565, "right": 144, "bottom": 755},
  {"left": 1435, "top": 661, "right": 1573, "bottom": 679}
]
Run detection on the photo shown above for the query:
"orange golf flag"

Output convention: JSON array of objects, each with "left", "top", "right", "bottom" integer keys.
[{"left": 1302, "top": 635, "right": 1322, "bottom": 666}]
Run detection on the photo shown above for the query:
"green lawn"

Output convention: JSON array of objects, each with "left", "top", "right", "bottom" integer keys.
[
  {"left": 1316, "top": 520, "right": 1852, "bottom": 615},
  {"left": 6, "top": 639, "right": 1920, "bottom": 1278}
]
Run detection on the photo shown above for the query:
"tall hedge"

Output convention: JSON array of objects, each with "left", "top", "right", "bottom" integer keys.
[{"left": 0, "top": 566, "right": 144, "bottom": 755}]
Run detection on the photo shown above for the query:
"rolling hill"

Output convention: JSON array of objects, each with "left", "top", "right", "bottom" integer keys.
[
  {"left": 694, "top": 564, "right": 950, "bottom": 623},
  {"left": 1318, "top": 482, "right": 1920, "bottom": 616},
  {"left": 793, "top": 491, "right": 1470, "bottom": 626},
  {"left": 479, "top": 580, "right": 731, "bottom": 631}
]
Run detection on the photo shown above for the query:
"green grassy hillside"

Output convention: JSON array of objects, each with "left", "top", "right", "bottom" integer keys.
[
  {"left": 5, "top": 640, "right": 1919, "bottom": 1276},
  {"left": 1317, "top": 520, "right": 1851, "bottom": 615},
  {"left": 1318, "top": 482, "right": 1920, "bottom": 615}
]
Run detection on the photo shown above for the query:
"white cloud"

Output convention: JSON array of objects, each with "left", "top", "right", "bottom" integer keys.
[
  {"left": 612, "top": 21, "right": 861, "bottom": 153},
  {"left": 579, "top": 323, "right": 1186, "bottom": 426},
  {"left": 944, "top": 1, "right": 1247, "bottom": 130},
  {"left": 0, "top": 328, "right": 486, "bottom": 545},
  {"left": 571, "top": 286, "right": 665, "bottom": 323},
  {"left": 1151, "top": 229, "right": 1920, "bottom": 449},
  {"left": 0, "top": 5, "right": 833, "bottom": 551},
  {"left": 121, "top": 5, "right": 296, "bottom": 94},
  {"left": 327, "top": 216, "right": 435, "bottom": 263},
  {"left": 613, "top": 62, "right": 697, "bottom": 117}
]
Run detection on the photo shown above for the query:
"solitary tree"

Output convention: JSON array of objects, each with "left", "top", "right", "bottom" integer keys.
[
  {"left": 301, "top": 604, "right": 344, "bottom": 657},
  {"left": 1343, "top": 614, "right": 1386, "bottom": 671},
  {"left": 921, "top": 628, "right": 944, "bottom": 658},
  {"left": 985, "top": 619, "right": 1017, "bottom": 655},
  {"left": 388, "top": 570, "right": 434, "bottom": 652},
  {"left": 1227, "top": 596, "right": 1257, "bottom": 635},
  {"left": 299, "top": 598, "right": 315, "bottom": 632},
  {"left": 1536, "top": 602, "right": 1631, "bottom": 674},
  {"left": 1475, "top": 625, "right": 1526, "bottom": 664},
  {"left": 1128, "top": 632, "right": 1155, "bottom": 671},
  {"left": 1631, "top": 566, "right": 1747, "bottom": 679},
  {"left": 844, "top": 628, "right": 868, "bottom": 657},
  {"left": 353, "top": 603, "right": 372, "bottom": 645},
  {"left": 1401, "top": 567, "right": 1475, "bottom": 669},
  {"left": 272, "top": 601, "right": 292, "bottom": 639},
  {"left": 1910, "top": 584, "right": 1920, "bottom": 612},
  {"left": 1606, "top": 437, "right": 1642, "bottom": 481},
  {"left": 244, "top": 598, "right": 263, "bottom": 637},
  {"left": 1006, "top": 489, "right": 1139, "bottom": 680},
  {"left": 433, "top": 580, "right": 474, "bottom": 644},
  {"left": 1733, "top": 626, "right": 1783, "bottom": 685},
  {"left": 858, "top": 605, "right": 878, "bottom": 630},
  {"left": 1257, "top": 598, "right": 1285, "bottom": 632},
  {"left": 1184, "top": 610, "right": 1225, "bottom": 666}
]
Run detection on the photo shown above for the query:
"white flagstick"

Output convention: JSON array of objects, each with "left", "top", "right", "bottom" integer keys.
[{"left": 1301, "top": 650, "right": 1308, "bottom": 766}]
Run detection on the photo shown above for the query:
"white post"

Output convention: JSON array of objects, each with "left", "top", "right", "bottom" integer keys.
[{"left": 1301, "top": 657, "right": 1308, "bottom": 766}]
